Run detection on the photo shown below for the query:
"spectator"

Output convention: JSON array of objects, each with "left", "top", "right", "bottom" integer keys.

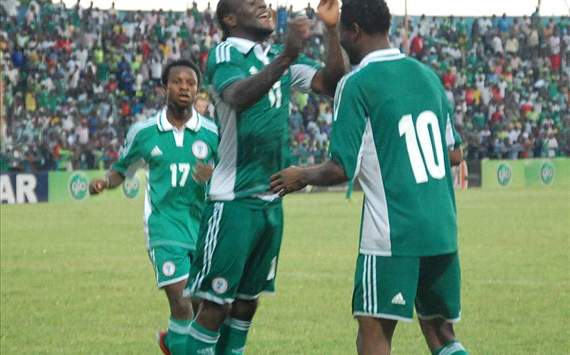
[{"left": 0, "top": 3, "right": 567, "bottom": 173}]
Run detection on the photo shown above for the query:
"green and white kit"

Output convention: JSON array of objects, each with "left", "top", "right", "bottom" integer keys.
[
  {"left": 113, "top": 108, "right": 218, "bottom": 287},
  {"left": 189, "top": 37, "right": 321, "bottom": 303},
  {"left": 330, "top": 48, "right": 463, "bottom": 321}
]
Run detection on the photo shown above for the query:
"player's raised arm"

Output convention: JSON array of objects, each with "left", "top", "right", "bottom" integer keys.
[
  {"left": 220, "top": 18, "right": 308, "bottom": 110},
  {"left": 310, "top": 0, "right": 345, "bottom": 96}
]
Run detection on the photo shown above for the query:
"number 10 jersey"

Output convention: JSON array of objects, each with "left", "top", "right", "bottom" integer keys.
[{"left": 329, "top": 48, "right": 462, "bottom": 257}]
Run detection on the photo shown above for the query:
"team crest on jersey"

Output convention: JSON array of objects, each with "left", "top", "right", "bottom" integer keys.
[
  {"left": 212, "top": 277, "right": 228, "bottom": 294},
  {"left": 162, "top": 261, "right": 176, "bottom": 277},
  {"left": 192, "top": 140, "right": 209, "bottom": 160}
]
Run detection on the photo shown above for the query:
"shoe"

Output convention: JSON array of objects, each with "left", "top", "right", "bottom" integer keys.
[{"left": 157, "top": 330, "right": 171, "bottom": 355}]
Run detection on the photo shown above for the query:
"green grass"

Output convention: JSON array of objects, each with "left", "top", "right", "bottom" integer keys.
[{"left": 1, "top": 188, "right": 569, "bottom": 354}]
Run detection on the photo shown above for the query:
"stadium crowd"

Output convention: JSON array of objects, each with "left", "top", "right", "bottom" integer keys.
[{"left": 0, "top": 0, "right": 568, "bottom": 172}]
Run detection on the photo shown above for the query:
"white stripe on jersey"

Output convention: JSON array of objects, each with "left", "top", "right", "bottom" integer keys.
[
  {"left": 445, "top": 113, "right": 456, "bottom": 148},
  {"left": 216, "top": 43, "right": 232, "bottom": 64},
  {"left": 358, "top": 119, "right": 392, "bottom": 256},
  {"left": 208, "top": 96, "right": 238, "bottom": 201},
  {"left": 225, "top": 44, "right": 230, "bottom": 62},
  {"left": 362, "top": 255, "right": 368, "bottom": 312}
]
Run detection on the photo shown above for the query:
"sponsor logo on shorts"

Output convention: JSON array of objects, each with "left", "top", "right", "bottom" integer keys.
[
  {"left": 497, "top": 163, "right": 512, "bottom": 186},
  {"left": 540, "top": 162, "right": 555, "bottom": 185},
  {"left": 162, "top": 261, "right": 176, "bottom": 277},
  {"left": 197, "top": 348, "right": 215, "bottom": 355},
  {"left": 122, "top": 176, "right": 140, "bottom": 199},
  {"left": 212, "top": 277, "right": 228, "bottom": 294},
  {"left": 68, "top": 172, "right": 89, "bottom": 201},
  {"left": 391, "top": 292, "right": 406, "bottom": 306},
  {"left": 192, "top": 140, "right": 209, "bottom": 160}
]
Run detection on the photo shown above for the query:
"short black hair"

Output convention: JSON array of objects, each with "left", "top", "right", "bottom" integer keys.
[
  {"left": 161, "top": 59, "right": 201, "bottom": 86},
  {"left": 216, "top": 0, "right": 236, "bottom": 40},
  {"left": 340, "top": 0, "right": 391, "bottom": 35}
]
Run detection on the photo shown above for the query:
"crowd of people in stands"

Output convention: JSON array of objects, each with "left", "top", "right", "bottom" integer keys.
[{"left": 0, "top": 0, "right": 568, "bottom": 172}]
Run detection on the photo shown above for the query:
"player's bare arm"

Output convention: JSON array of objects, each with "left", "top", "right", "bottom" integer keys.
[
  {"left": 192, "top": 162, "right": 214, "bottom": 184},
  {"left": 270, "top": 160, "right": 347, "bottom": 196},
  {"left": 88, "top": 170, "right": 125, "bottom": 195},
  {"left": 310, "top": 0, "right": 346, "bottom": 96},
  {"left": 221, "top": 18, "right": 309, "bottom": 111},
  {"left": 449, "top": 147, "right": 463, "bottom": 166}
]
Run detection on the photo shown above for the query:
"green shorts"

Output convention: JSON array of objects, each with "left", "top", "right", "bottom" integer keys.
[
  {"left": 148, "top": 245, "right": 194, "bottom": 289},
  {"left": 188, "top": 200, "right": 283, "bottom": 304},
  {"left": 352, "top": 253, "right": 461, "bottom": 322}
]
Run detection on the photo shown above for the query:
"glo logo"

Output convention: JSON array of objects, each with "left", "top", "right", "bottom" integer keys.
[
  {"left": 497, "top": 163, "right": 512, "bottom": 186},
  {"left": 540, "top": 162, "right": 555, "bottom": 185},
  {"left": 122, "top": 176, "right": 140, "bottom": 199},
  {"left": 68, "top": 172, "right": 89, "bottom": 200}
]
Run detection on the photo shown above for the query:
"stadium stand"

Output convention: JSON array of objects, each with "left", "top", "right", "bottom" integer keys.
[{"left": 0, "top": 0, "right": 568, "bottom": 173}]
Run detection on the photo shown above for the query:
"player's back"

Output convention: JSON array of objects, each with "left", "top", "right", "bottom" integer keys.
[{"left": 340, "top": 51, "right": 457, "bottom": 256}]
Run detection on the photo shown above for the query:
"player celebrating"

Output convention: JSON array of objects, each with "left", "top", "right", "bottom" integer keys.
[
  {"left": 270, "top": 1, "right": 469, "bottom": 355},
  {"left": 185, "top": 0, "right": 345, "bottom": 353},
  {"left": 88, "top": 59, "right": 219, "bottom": 355}
]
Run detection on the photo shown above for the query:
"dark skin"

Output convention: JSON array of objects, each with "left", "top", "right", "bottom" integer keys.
[
  {"left": 89, "top": 66, "right": 212, "bottom": 194},
  {"left": 89, "top": 65, "right": 210, "bottom": 320},
  {"left": 270, "top": 21, "right": 461, "bottom": 355},
  {"left": 220, "top": 0, "right": 345, "bottom": 111},
  {"left": 195, "top": 0, "right": 345, "bottom": 334},
  {"left": 449, "top": 147, "right": 463, "bottom": 166}
]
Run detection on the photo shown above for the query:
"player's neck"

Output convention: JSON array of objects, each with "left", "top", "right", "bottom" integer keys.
[
  {"left": 357, "top": 36, "right": 392, "bottom": 63},
  {"left": 229, "top": 29, "right": 267, "bottom": 43},
  {"left": 166, "top": 105, "right": 192, "bottom": 129}
]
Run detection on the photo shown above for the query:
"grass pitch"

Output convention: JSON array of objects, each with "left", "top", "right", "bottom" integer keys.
[{"left": 1, "top": 188, "right": 569, "bottom": 354}]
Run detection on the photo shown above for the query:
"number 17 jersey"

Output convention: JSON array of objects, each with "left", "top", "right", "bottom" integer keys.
[{"left": 329, "top": 48, "right": 462, "bottom": 257}]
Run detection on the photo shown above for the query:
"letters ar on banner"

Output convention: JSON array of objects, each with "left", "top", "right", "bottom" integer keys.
[{"left": 0, "top": 173, "right": 49, "bottom": 204}]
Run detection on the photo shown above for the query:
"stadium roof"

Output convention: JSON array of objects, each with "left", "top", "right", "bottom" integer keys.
[{"left": 60, "top": 0, "right": 569, "bottom": 16}]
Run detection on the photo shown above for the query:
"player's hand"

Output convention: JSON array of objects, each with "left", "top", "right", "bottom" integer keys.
[
  {"left": 317, "top": 0, "right": 339, "bottom": 29},
  {"left": 283, "top": 18, "right": 312, "bottom": 60},
  {"left": 89, "top": 178, "right": 107, "bottom": 195},
  {"left": 192, "top": 162, "right": 214, "bottom": 184},
  {"left": 270, "top": 166, "right": 307, "bottom": 196}
]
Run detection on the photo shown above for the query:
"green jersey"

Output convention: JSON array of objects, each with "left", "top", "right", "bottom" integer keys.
[
  {"left": 329, "top": 48, "right": 461, "bottom": 257},
  {"left": 113, "top": 108, "right": 219, "bottom": 250},
  {"left": 206, "top": 37, "right": 321, "bottom": 201}
]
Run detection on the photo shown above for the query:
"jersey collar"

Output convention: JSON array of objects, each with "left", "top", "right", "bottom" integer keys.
[
  {"left": 358, "top": 48, "right": 405, "bottom": 67},
  {"left": 225, "top": 37, "right": 257, "bottom": 54},
  {"left": 157, "top": 107, "right": 202, "bottom": 132}
]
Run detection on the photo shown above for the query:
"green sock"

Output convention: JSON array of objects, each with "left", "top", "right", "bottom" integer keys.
[
  {"left": 187, "top": 320, "right": 220, "bottom": 354},
  {"left": 215, "top": 318, "right": 251, "bottom": 355},
  {"left": 433, "top": 341, "right": 469, "bottom": 355},
  {"left": 166, "top": 317, "right": 191, "bottom": 355}
]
